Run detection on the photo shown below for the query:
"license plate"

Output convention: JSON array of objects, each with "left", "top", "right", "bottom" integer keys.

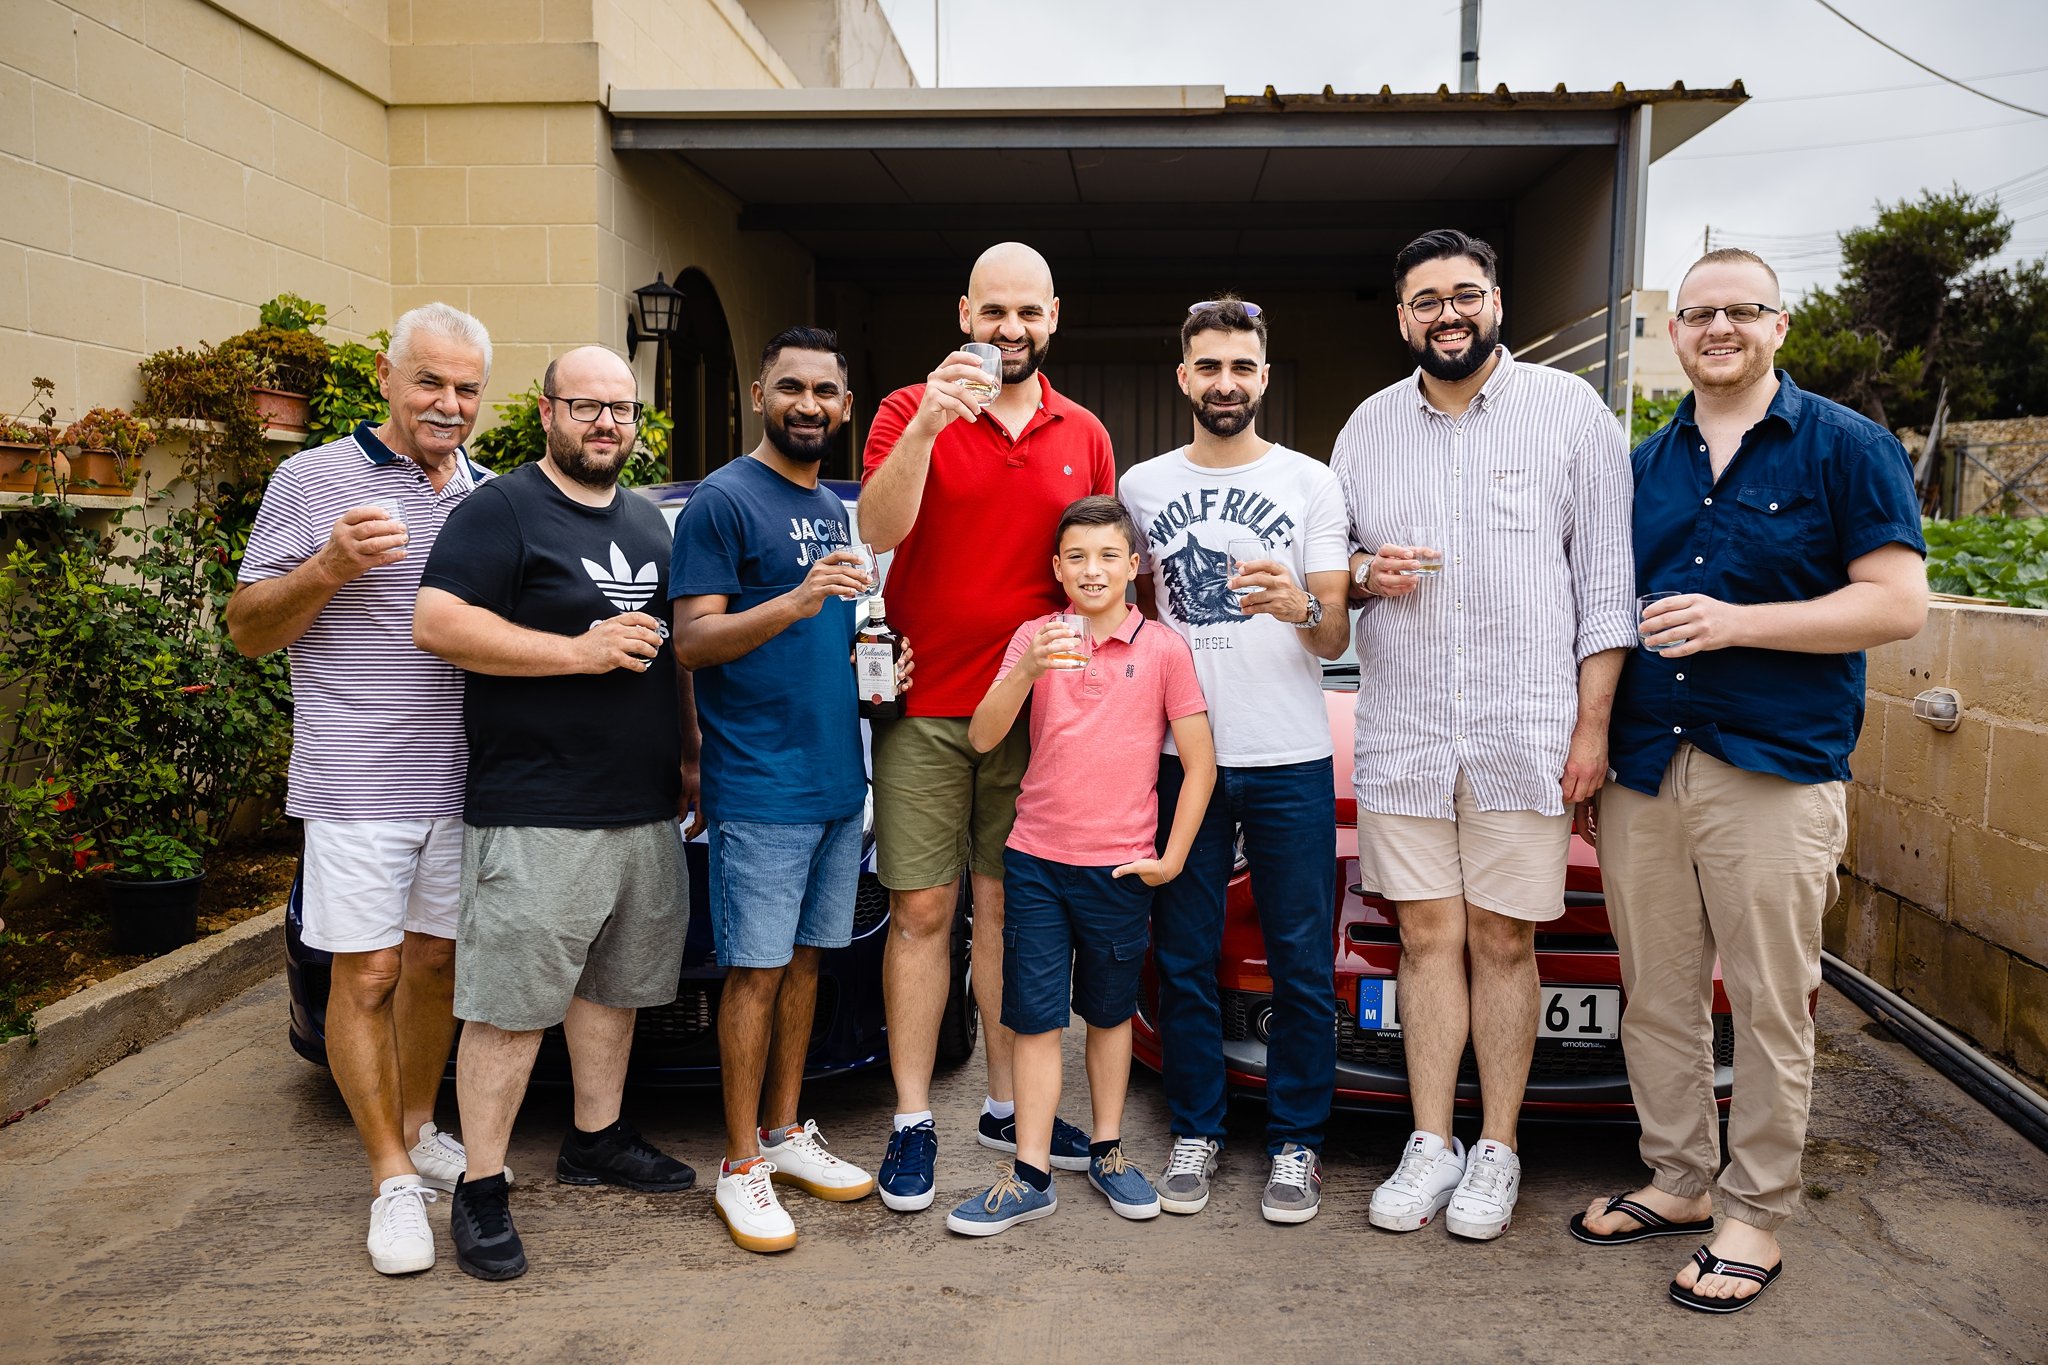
[{"left": 1354, "top": 980, "right": 1620, "bottom": 1041}]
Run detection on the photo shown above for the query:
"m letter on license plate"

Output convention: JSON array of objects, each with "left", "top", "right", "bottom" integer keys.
[{"left": 1358, "top": 977, "right": 1398, "bottom": 1030}]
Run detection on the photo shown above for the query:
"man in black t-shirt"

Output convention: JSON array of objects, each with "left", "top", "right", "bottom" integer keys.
[{"left": 416, "top": 344, "right": 693, "bottom": 1283}]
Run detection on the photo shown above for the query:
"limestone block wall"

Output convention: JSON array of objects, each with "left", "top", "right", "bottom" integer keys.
[
  {"left": 2, "top": 0, "right": 394, "bottom": 412},
  {"left": 1825, "top": 602, "right": 2048, "bottom": 1094}
]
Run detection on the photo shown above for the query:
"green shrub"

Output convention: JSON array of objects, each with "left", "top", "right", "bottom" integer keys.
[
  {"left": 307, "top": 332, "right": 389, "bottom": 449},
  {"left": 220, "top": 326, "right": 331, "bottom": 394},
  {"left": 471, "top": 383, "right": 673, "bottom": 486},
  {"left": 1923, "top": 516, "right": 2048, "bottom": 607}
]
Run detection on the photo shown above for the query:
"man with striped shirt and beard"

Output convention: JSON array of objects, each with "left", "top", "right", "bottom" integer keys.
[
  {"left": 1333, "top": 230, "right": 1636, "bottom": 1242},
  {"left": 229, "top": 302, "right": 498, "bottom": 1278}
]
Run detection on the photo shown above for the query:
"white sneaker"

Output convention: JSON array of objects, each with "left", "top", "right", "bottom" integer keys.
[
  {"left": 766, "top": 1120, "right": 876, "bottom": 1202},
  {"left": 366, "top": 1174, "right": 437, "bottom": 1275},
  {"left": 1367, "top": 1130, "right": 1467, "bottom": 1232},
  {"left": 408, "top": 1122, "right": 514, "bottom": 1193},
  {"left": 715, "top": 1159, "right": 798, "bottom": 1254},
  {"left": 1445, "top": 1138, "right": 1521, "bottom": 1240}
]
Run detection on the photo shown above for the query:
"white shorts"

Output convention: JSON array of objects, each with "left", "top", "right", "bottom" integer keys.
[
  {"left": 1354, "top": 770, "right": 1570, "bottom": 922},
  {"left": 300, "top": 816, "right": 464, "bottom": 953}
]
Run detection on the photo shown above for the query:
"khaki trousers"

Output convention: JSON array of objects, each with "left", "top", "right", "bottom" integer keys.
[{"left": 1594, "top": 745, "right": 1846, "bottom": 1231}]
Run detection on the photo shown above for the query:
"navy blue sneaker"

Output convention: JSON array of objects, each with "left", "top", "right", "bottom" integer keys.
[
  {"left": 945, "top": 1171, "right": 1057, "bottom": 1237},
  {"left": 878, "top": 1120, "right": 938, "bottom": 1212},
  {"left": 1088, "top": 1145, "right": 1160, "bottom": 1220},
  {"left": 977, "top": 1111, "right": 1092, "bottom": 1172}
]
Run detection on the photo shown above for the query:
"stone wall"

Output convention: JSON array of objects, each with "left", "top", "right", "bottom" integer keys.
[{"left": 1826, "top": 601, "right": 2048, "bottom": 1095}]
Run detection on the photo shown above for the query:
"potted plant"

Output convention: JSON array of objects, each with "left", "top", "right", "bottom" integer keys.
[
  {"left": 220, "top": 294, "right": 333, "bottom": 434},
  {"left": 135, "top": 342, "right": 274, "bottom": 511},
  {"left": 58, "top": 406, "right": 154, "bottom": 496},
  {"left": 1, "top": 378, "right": 61, "bottom": 495}
]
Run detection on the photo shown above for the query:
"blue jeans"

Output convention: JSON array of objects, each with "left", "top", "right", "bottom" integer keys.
[{"left": 1154, "top": 755, "right": 1336, "bottom": 1154}]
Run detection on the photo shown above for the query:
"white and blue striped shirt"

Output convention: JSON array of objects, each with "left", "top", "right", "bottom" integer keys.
[
  {"left": 1332, "top": 350, "right": 1636, "bottom": 819},
  {"left": 238, "top": 424, "right": 490, "bottom": 821}
]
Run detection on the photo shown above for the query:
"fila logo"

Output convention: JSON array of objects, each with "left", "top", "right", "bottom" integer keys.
[{"left": 581, "top": 542, "right": 658, "bottom": 612}]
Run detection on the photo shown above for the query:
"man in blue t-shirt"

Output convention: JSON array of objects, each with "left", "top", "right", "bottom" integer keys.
[
  {"left": 1568, "top": 249, "right": 1927, "bottom": 1314},
  {"left": 671, "top": 327, "right": 900, "bottom": 1254}
]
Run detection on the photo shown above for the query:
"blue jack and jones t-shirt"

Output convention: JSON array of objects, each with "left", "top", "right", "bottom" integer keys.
[{"left": 669, "top": 456, "right": 864, "bottom": 824}]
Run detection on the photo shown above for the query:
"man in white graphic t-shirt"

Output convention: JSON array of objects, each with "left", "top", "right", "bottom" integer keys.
[{"left": 1118, "top": 298, "right": 1351, "bottom": 1224}]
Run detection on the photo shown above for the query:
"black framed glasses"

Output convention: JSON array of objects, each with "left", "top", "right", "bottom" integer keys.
[
  {"left": 546, "top": 395, "right": 645, "bottom": 424},
  {"left": 1674, "top": 303, "right": 1781, "bottom": 328},
  {"left": 1403, "top": 289, "right": 1492, "bottom": 323},
  {"left": 1188, "top": 299, "right": 1263, "bottom": 318}
]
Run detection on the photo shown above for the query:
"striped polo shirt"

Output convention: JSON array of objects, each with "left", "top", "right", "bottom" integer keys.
[
  {"left": 1331, "top": 350, "right": 1637, "bottom": 820},
  {"left": 238, "top": 423, "right": 490, "bottom": 821}
]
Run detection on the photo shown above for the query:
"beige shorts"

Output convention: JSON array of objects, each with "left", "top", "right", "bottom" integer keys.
[{"left": 1355, "top": 770, "right": 1570, "bottom": 922}]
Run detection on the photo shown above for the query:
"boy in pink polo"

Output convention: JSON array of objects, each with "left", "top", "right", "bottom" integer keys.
[{"left": 945, "top": 495, "right": 1215, "bottom": 1236}]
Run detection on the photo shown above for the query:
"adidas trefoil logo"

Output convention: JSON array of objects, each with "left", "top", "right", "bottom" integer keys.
[{"left": 581, "top": 542, "right": 658, "bottom": 612}]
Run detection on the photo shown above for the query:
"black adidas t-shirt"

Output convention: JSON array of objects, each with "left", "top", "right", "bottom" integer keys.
[{"left": 421, "top": 462, "right": 680, "bottom": 828}]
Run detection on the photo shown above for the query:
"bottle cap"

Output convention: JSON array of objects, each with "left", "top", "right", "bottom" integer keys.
[{"left": 868, "top": 596, "right": 886, "bottom": 619}]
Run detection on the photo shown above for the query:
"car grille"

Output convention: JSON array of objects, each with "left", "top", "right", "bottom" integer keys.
[
  {"left": 1219, "top": 989, "right": 1737, "bottom": 1081},
  {"left": 572, "top": 977, "right": 842, "bottom": 1067},
  {"left": 852, "top": 873, "right": 890, "bottom": 935}
]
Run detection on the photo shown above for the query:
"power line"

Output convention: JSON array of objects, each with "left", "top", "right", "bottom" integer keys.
[
  {"left": 1751, "top": 64, "right": 2048, "bottom": 105},
  {"left": 1666, "top": 114, "right": 2042, "bottom": 160},
  {"left": 1810, "top": 0, "right": 2048, "bottom": 118}
]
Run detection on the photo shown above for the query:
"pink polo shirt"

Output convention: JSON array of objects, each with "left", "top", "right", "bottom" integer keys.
[{"left": 998, "top": 608, "right": 1208, "bottom": 866}]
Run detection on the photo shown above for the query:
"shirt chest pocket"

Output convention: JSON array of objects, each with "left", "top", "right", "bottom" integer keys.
[
  {"left": 1483, "top": 463, "right": 1560, "bottom": 532},
  {"left": 1728, "top": 483, "right": 1822, "bottom": 547}
]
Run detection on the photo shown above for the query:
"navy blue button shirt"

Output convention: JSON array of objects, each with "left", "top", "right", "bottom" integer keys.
[{"left": 1611, "top": 372, "right": 1925, "bottom": 794}]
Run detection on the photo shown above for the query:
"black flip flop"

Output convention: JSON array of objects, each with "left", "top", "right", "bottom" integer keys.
[
  {"left": 1568, "top": 1193, "right": 1717, "bottom": 1246},
  {"left": 1669, "top": 1243, "right": 1782, "bottom": 1314}
]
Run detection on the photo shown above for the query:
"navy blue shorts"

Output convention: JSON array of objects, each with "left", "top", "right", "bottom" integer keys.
[{"left": 999, "top": 847, "right": 1153, "bottom": 1034}]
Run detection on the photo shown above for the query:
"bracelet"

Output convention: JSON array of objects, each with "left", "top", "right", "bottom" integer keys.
[{"left": 1354, "top": 555, "right": 1380, "bottom": 597}]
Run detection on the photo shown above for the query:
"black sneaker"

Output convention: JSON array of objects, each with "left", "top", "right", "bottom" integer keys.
[
  {"left": 556, "top": 1119, "right": 697, "bottom": 1192},
  {"left": 450, "top": 1172, "right": 526, "bottom": 1281}
]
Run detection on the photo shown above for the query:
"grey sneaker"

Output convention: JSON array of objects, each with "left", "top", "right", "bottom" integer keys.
[
  {"left": 1261, "top": 1142, "right": 1322, "bottom": 1224},
  {"left": 1159, "top": 1136, "right": 1219, "bottom": 1215}
]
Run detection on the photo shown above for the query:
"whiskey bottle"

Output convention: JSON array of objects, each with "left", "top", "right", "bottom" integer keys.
[{"left": 855, "top": 596, "right": 905, "bottom": 720}]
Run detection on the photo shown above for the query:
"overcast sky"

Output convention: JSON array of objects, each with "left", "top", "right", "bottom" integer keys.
[{"left": 876, "top": 0, "right": 2048, "bottom": 301}]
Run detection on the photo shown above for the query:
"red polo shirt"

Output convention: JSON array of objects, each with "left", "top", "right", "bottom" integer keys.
[{"left": 863, "top": 374, "right": 1116, "bottom": 717}]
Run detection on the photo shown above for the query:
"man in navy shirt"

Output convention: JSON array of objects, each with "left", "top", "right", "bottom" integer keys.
[
  {"left": 672, "top": 328, "right": 894, "bottom": 1253},
  {"left": 1569, "top": 249, "right": 1927, "bottom": 1313}
]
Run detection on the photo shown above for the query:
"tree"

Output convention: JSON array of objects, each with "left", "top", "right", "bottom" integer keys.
[{"left": 1777, "top": 188, "right": 2041, "bottom": 429}]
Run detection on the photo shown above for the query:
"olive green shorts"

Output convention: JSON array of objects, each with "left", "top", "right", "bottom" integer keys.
[{"left": 870, "top": 715, "right": 1029, "bottom": 891}]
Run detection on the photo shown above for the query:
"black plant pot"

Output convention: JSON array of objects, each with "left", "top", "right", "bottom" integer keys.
[{"left": 104, "top": 873, "right": 205, "bottom": 956}]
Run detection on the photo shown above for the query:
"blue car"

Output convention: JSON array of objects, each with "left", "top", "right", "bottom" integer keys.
[{"left": 284, "top": 477, "right": 978, "bottom": 1084}]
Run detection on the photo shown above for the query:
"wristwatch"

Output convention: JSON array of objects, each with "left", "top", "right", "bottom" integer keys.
[{"left": 1292, "top": 592, "right": 1323, "bottom": 629}]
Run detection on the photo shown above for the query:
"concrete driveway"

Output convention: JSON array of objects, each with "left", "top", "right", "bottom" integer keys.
[{"left": 2, "top": 976, "right": 2044, "bottom": 1362}]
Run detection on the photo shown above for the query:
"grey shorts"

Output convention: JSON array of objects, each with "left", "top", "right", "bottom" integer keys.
[{"left": 454, "top": 820, "right": 689, "bottom": 1032}]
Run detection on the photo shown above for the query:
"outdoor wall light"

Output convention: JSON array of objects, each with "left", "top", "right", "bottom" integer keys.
[
  {"left": 1912, "top": 687, "right": 1963, "bottom": 732},
  {"left": 627, "top": 272, "right": 685, "bottom": 360}
]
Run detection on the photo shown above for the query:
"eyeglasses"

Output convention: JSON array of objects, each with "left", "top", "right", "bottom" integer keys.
[
  {"left": 1403, "top": 289, "right": 1492, "bottom": 323},
  {"left": 1674, "top": 303, "right": 1781, "bottom": 328},
  {"left": 546, "top": 395, "right": 645, "bottom": 424},
  {"left": 1188, "top": 300, "right": 1263, "bottom": 318}
]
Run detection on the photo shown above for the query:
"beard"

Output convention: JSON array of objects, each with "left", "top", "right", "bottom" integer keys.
[
  {"left": 547, "top": 422, "right": 629, "bottom": 489},
  {"left": 765, "top": 414, "right": 836, "bottom": 464},
  {"left": 1410, "top": 310, "right": 1501, "bottom": 383},
  {"left": 999, "top": 335, "right": 1051, "bottom": 386},
  {"left": 1191, "top": 388, "right": 1262, "bottom": 438},
  {"left": 1683, "top": 335, "right": 1776, "bottom": 397}
]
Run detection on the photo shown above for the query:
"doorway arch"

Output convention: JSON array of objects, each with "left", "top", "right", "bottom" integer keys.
[{"left": 661, "top": 267, "right": 742, "bottom": 481}]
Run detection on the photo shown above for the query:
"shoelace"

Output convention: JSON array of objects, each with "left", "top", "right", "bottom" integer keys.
[
  {"left": 381, "top": 1184, "right": 438, "bottom": 1241},
  {"left": 1096, "top": 1146, "right": 1132, "bottom": 1177},
  {"left": 1164, "top": 1140, "right": 1213, "bottom": 1180},
  {"left": 461, "top": 1183, "right": 509, "bottom": 1238},
  {"left": 787, "top": 1121, "right": 843, "bottom": 1166},
  {"left": 422, "top": 1128, "right": 465, "bottom": 1159},
  {"left": 1460, "top": 1155, "right": 1512, "bottom": 1203},
  {"left": 1389, "top": 1144, "right": 1442, "bottom": 1192},
  {"left": 736, "top": 1161, "right": 780, "bottom": 1210},
  {"left": 889, "top": 1124, "right": 937, "bottom": 1167},
  {"left": 981, "top": 1172, "right": 1032, "bottom": 1211},
  {"left": 1269, "top": 1149, "right": 1314, "bottom": 1191}
]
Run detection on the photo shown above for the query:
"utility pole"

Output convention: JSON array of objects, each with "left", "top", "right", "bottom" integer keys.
[{"left": 1459, "top": 0, "right": 1481, "bottom": 93}]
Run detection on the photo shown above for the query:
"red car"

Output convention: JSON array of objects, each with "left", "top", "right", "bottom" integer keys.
[{"left": 1132, "top": 666, "right": 1735, "bottom": 1121}]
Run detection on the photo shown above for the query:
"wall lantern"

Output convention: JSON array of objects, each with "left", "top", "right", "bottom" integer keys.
[{"left": 627, "top": 272, "right": 685, "bottom": 360}]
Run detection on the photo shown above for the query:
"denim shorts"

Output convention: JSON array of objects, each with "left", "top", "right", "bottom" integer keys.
[
  {"left": 706, "top": 815, "right": 862, "bottom": 968},
  {"left": 999, "top": 846, "right": 1153, "bottom": 1034}
]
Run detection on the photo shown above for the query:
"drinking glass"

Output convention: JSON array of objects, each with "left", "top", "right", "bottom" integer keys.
[
  {"left": 1227, "top": 537, "right": 1267, "bottom": 605},
  {"left": 1048, "top": 612, "right": 1090, "bottom": 670},
  {"left": 849, "top": 542, "right": 880, "bottom": 599},
  {"left": 368, "top": 501, "right": 407, "bottom": 532},
  {"left": 1406, "top": 524, "right": 1442, "bottom": 576},
  {"left": 961, "top": 342, "right": 1002, "bottom": 403},
  {"left": 1638, "top": 591, "right": 1683, "bottom": 652}
]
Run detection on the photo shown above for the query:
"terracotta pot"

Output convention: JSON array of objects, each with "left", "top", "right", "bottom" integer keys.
[
  {"left": 0, "top": 441, "right": 57, "bottom": 494},
  {"left": 251, "top": 387, "right": 311, "bottom": 432},
  {"left": 63, "top": 448, "right": 134, "bottom": 495}
]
